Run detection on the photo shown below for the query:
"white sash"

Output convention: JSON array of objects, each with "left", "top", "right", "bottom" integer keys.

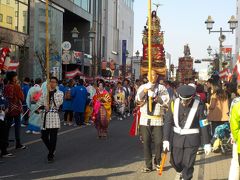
[
  {"left": 184, "top": 99, "right": 200, "bottom": 129},
  {"left": 173, "top": 98, "right": 180, "bottom": 128},
  {"left": 173, "top": 98, "right": 200, "bottom": 129}
]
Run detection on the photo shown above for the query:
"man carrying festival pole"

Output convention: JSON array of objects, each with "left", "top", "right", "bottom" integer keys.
[
  {"left": 136, "top": 69, "right": 169, "bottom": 172},
  {"left": 135, "top": 1, "right": 169, "bottom": 173}
]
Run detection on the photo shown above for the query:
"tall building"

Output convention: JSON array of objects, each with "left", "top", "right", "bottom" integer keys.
[
  {"left": 0, "top": 0, "right": 134, "bottom": 79},
  {"left": 101, "top": 0, "right": 134, "bottom": 76},
  {"left": 30, "top": 0, "right": 93, "bottom": 79},
  {"left": 0, "top": 0, "right": 30, "bottom": 77}
]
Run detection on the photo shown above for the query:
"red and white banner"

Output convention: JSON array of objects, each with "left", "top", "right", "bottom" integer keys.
[
  {"left": 3, "top": 56, "right": 19, "bottom": 71},
  {"left": 232, "top": 49, "right": 240, "bottom": 82},
  {"left": 65, "top": 69, "right": 83, "bottom": 79},
  {"left": 0, "top": 48, "right": 11, "bottom": 70},
  {"left": 219, "top": 68, "right": 230, "bottom": 80},
  {"left": 221, "top": 45, "right": 232, "bottom": 53}
]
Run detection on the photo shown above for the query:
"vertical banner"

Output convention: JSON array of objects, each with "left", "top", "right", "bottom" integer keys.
[{"left": 122, "top": 40, "right": 127, "bottom": 78}]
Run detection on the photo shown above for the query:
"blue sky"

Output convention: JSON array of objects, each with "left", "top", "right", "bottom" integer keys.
[{"left": 133, "top": 0, "right": 236, "bottom": 71}]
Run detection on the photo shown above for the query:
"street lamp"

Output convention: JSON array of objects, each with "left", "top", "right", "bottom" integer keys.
[
  {"left": 89, "top": 27, "right": 96, "bottom": 77},
  {"left": 205, "top": 16, "right": 215, "bottom": 32},
  {"left": 135, "top": 50, "right": 140, "bottom": 58},
  {"left": 228, "top": 15, "right": 238, "bottom": 31},
  {"left": 71, "top": 27, "right": 79, "bottom": 38},
  {"left": 204, "top": 15, "right": 238, "bottom": 71},
  {"left": 71, "top": 27, "right": 86, "bottom": 75},
  {"left": 207, "top": 45, "right": 212, "bottom": 56}
]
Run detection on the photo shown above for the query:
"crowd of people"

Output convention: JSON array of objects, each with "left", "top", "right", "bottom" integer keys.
[{"left": 0, "top": 70, "right": 240, "bottom": 179}]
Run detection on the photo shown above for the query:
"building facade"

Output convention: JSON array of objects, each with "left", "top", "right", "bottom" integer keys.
[
  {"left": 0, "top": 0, "right": 134, "bottom": 79},
  {"left": 101, "top": 0, "right": 134, "bottom": 76},
  {"left": 0, "top": 0, "right": 30, "bottom": 78}
]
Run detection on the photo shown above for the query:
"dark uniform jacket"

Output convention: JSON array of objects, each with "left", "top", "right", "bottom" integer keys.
[{"left": 163, "top": 98, "right": 211, "bottom": 148}]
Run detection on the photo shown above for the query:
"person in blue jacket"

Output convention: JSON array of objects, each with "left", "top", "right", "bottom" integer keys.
[
  {"left": 71, "top": 79, "right": 88, "bottom": 126},
  {"left": 63, "top": 79, "right": 74, "bottom": 126}
]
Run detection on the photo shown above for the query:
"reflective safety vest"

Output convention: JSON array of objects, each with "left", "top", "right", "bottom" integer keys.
[{"left": 172, "top": 98, "right": 200, "bottom": 135}]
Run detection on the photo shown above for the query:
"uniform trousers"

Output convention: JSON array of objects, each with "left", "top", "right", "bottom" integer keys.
[
  {"left": 171, "top": 146, "right": 198, "bottom": 180},
  {"left": 140, "top": 125, "right": 163, "bottom": 169}
]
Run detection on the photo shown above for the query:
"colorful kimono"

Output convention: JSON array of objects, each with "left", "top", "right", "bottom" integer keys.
[
  {"left": 26, "top": 84, "right": 42, "bottom": 132},
  {"left": 92, "top": 89, "right": 112, "bottom": 137}
]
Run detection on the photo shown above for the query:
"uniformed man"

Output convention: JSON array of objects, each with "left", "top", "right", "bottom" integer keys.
[
  {"left": 163, "top": 85, "right": 211, "bottom": 180},
  {"left": 136, "top": 70, "right": 169, "bottom": 173}
]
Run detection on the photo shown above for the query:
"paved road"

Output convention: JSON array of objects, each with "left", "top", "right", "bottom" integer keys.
[{"left": 0, "top": 115, "right": 232, "bottom": 180}]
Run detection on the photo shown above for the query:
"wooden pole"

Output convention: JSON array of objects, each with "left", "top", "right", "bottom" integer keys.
[
  {"left": 148, "top": 0, "right": 152, "bottom": 112},
  {"left": 46, "top": 0, "right": 50, "bottom": 104}
]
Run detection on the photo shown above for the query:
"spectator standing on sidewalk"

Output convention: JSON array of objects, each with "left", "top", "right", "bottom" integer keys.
[
  {"left": 4, "top": 71, "right": 26, "bottom": 150},
  {"left": 206, "top": 83, "right": 229, "bottom": 136},
  {"left": 37, "top": 77, "right": 63, "bottom": 163}
]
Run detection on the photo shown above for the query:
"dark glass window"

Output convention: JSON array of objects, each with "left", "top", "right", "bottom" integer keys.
[{"left": 0, "top": 14, "right": 3, "bottom": 22}]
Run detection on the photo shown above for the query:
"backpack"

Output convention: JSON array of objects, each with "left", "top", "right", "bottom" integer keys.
[{"left": 64, "top": 89, "right": 72, "bottom": 100}]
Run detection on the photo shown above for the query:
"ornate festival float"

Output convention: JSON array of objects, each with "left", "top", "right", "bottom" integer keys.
[{"left": 141, "top": 10, "right": 166, "bottom": 78}]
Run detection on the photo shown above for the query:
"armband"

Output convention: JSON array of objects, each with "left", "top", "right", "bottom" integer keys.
[{"left": 199, "top": 119, "right": 209, "bottom": 128}]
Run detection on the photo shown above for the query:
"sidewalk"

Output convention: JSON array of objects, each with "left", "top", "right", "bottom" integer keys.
[{"left": 197, "top": 152, "right": 232, "bottom": 180}]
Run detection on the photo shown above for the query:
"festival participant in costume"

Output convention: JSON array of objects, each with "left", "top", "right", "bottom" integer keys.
[
  {"left": 114, "top": 82, "right": 126, "bottom": 120},
  {"left": 92, "top": 81, "right": 112, "bottom": 139},
  {"left": 163, "top": 85, "right": 211, "bottom": 180},
  {"left": 136, "top": 70, "right": 169, "bottom": 173},
  {"left": 37, "top": 77, "right": 63, "bottom": 163},
  {"left": 26, "top": 78, "right": 42, "bottom": 134}
]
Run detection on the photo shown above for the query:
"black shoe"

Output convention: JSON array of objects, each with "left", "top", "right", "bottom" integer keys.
[
  {"left": 141, "top": 167, "right": 153, "bottom": 173},
  {"left": 16, "top": 145, "right": 26, "bottom": 149},
  {"left": 47, "top": 154, "right": 54, "bottom": 163}
]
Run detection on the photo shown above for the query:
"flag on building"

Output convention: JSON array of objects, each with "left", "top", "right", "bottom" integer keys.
[
  {"left": 3, "top": 56, "right": 19, "bottom": 71},
  {"left": 232, "top": 49, "right": 240, "bottom": 82}
]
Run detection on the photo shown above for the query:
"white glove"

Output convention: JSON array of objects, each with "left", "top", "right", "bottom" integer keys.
[
  {"left": 163, "top": 141, "right": 170, "bottom": 151},
  {"left": 204, "top": 144, "right": 212, "bottom": 155},
  {"left": 148, "top": 90, "right": 154, "bottom": 97},
  {"left": 145, "top": 82, "right": 154, "bottom": 90}
]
